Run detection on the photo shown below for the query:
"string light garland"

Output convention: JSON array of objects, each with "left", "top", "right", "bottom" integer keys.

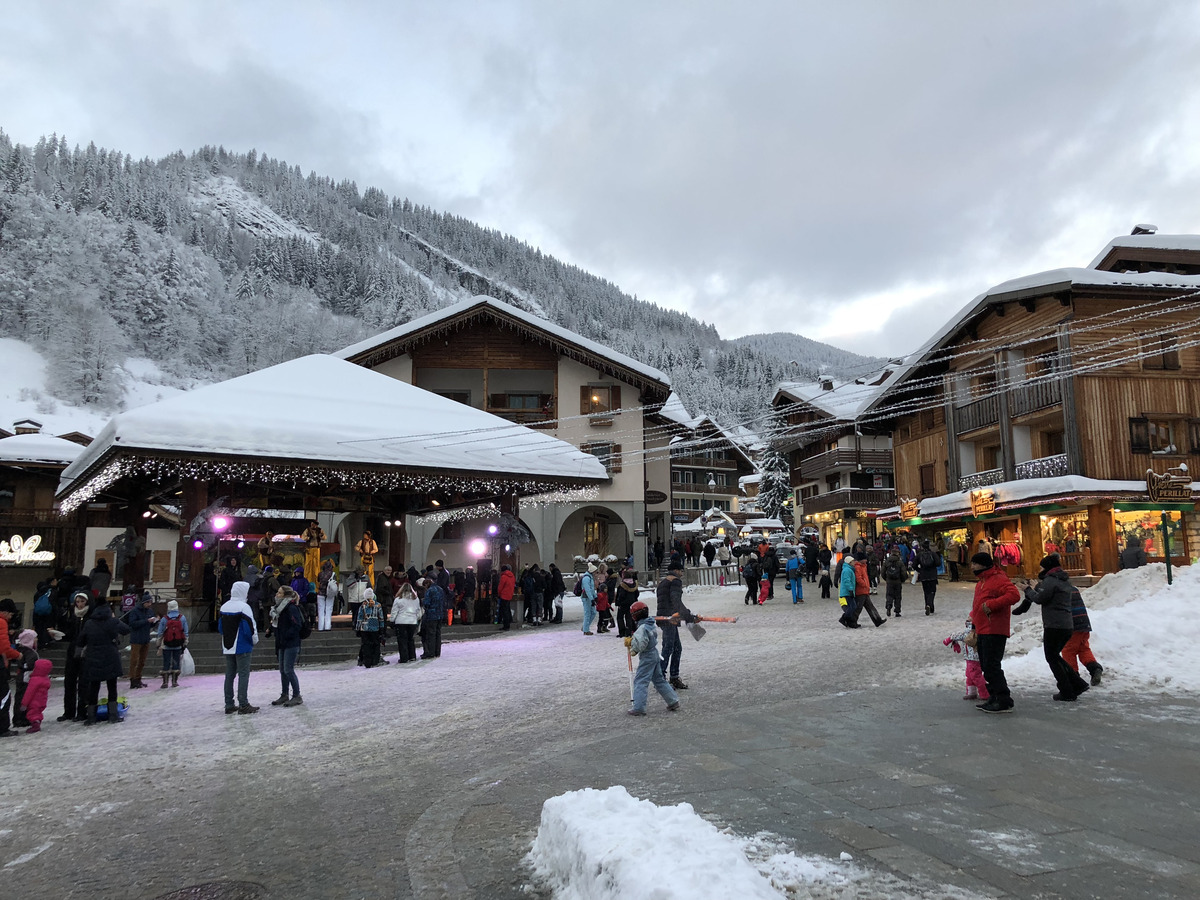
[{"left": 56, "top": 453, "right": 597, "bottom": 515}]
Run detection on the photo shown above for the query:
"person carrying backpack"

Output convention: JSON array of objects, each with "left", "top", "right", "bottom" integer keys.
[
  {"left": 915, "top": 541, "right": 941, "bottom": 615},
  {"left": 882, "top": 549, "right": 908, "bottom": 618},
  {"left": 32, "top": 578, "right": 56, "bottom": 649},
  {"left": 742, "top": 554, "right": 761, "bottom": 605},
  {"left": 785, "top": 552, "right": 804, "bottom": 603},
  {"left": 156, "top": 600, "right": 190, "bottom": 688}
]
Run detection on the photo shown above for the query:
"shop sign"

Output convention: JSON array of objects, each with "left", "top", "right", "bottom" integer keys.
[
  {"left": 1147, "top": 466, "right": 1192, "bottom": 504},
  {"left": 872, "top": 475, "right": 884, "bottom": 489},
  {"left": 645, "top": 490, "right": 669, "bottom": 505},
  {"left": 900, "top": 499, "right": 920, "bottom": 519},
  {"left": 672, "top": 514, "right": 691, "bottom": 523},
  {"left": 970, "top": 489, "right": 996, "bottom": 518},
  {"left": 0, "top": 534, "right": 56, "bottom": 566}
]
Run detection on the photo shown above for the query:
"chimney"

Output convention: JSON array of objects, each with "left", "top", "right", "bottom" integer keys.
[
  {"left": 819, "top": 377, "right": 834, "bottom": 392},
  {"left": 1131, "top": 224, "right": 1158, "bottom": 235},
  {"left": 13, "top": 419, "right": 42, "bottom": 435}
]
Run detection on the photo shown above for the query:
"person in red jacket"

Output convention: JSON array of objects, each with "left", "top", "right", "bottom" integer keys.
[
  {"left": 0, "top": 598, "right": 22, "bottom": 738},
  {"left": 496, "top": 565, "right": 516, "bottom": 631},
  {"left": 968, "top": 552, "right": 1021, "bottom": 714},
  {"left": 21, "top": 658, "right": 52, "bottom": 733}
]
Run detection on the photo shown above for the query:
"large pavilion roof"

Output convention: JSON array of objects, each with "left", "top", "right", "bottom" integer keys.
[{"left": 56, "top": 355, "right": 608, "bottom": 511}]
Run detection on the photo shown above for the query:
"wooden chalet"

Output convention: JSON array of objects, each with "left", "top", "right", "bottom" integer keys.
[{"left": 870, "top": 230, "right": 1200, "bottom": 578}]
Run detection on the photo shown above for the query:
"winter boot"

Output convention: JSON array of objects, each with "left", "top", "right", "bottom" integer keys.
[
  {"left": 669, "top": 676, "right": 689, "bottom": 690},
  {"left": 26, "top": 723, "right": 40, "bottom": 733},
  {"left": 283, "top": 695, "right": 304, "bottom": 707},
  {"left": 171, "top": 672, "right": 180, "bottom": 688},
  {"left": 1086, "top": 662, "right": 1103, "bottom": 686},
  {"left": 84, "top": 705, "right": 98, "bottom": 727},
  {"left": 238, "top": 704, "right": 260, "bottom": 715},
  {"left": 160, "top": 672, "right": 170, "bottom": 689}
]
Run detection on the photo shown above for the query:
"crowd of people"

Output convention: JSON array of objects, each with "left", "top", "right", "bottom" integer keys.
[{"left": 1, "top": 522, "right": 1127, "bottom": 734}]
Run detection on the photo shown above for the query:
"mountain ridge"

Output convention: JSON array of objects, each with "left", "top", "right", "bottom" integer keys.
[{"left": 0, "top": 130, "right": 880, "bottom": 436}]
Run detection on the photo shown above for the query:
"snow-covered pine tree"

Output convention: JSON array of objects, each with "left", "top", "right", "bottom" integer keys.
[{"left": 757, "top": 446, "right": 792, "bottom": 522}]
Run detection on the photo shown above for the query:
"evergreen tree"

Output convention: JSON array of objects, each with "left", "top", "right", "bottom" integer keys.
[{"left": 757, "top": 447, "right": 792, "bottom": 521}]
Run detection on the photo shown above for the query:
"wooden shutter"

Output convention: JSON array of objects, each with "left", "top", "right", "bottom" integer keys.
[
  {"left": 609, "top": 444, "right": 622, "bottom": 473},
  {"left": 580, "top": 385, "right": 592, "bottom": 415},
  {"left": 1188, "top": 419, "right": 1200, "bottom": 455},
  {"left": 151, "top": 550, "right": 172, "bottom": 584},
  {"left": 94, "top": 549, "right": 115, "bottom": 571},
  {"left": 1129, "top": 417, "right": 1151, "bottom": 454},
  {"left": 610, "top": 385, "right": 621, "bottom": 412}
]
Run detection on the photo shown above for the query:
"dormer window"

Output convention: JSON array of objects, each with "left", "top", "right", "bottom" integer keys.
[{"left": 581, "top": 385, "right": 620, "bottom": 425}]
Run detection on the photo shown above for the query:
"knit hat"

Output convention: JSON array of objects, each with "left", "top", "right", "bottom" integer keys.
[
  {"left": 364, "top": 588, "right": 376, "bottom": 602},
  {"left": 416, "top": 578, "right": 428, "bottom": 587},
  {"left": 17, "top": 629, "right": 37, "bottom": 649},
  {"left": 167, "top": 600, "right": 180, "bottom": 612},
  {"left": 1039, "top": 553, "right": 1061, "bottom": 572},
  {"left": 141, "top": 591, "right": 154, "bottom": 603},
  {"left": 970, "top": 552, "right": 994, "bottom": 569},
  {"left": 587, "top": 563, "right": 598, "bottom": 573}
]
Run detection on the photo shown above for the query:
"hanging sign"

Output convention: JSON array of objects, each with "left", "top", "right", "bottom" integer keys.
[
  {"left": 1147, "top": 466, "right": 1192, "bottom": 504},
  {"left": 970, "top": 490, "right": 996, "bottom": 518},
  {"left": 900, "top": 499, "right": 920, "bottom": 519},
  {"left": 645, "top": 490, "right": 669, "bottom": 505},
  {"left": 0, "top": 534, "right": 56, "bottom": 566}
]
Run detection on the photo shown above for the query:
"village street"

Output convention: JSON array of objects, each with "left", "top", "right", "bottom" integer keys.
[{"left": 3, "top": 582, "right": 1198, "bottom": 900}]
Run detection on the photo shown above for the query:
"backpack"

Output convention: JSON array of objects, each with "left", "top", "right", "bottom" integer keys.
[
  {"left": 573, "top": 577, "right": 585, "bottom": 597},
  {"left": 298, "top": 606, "right": 312, "bottom": 641},
  {"left": 162, "top": 616, "right": 186, "bottom": 648},
  {"left": 33, "top": 589, "right": 53, "bottom": 617}
]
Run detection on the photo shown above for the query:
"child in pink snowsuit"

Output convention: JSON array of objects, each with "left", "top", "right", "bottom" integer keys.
[
  {"left": 21, "top": 658, "right": 52, "bottom": 733},
  {"left": 758, "top": 574, "right": 770, "bottom": 605},
  {"left": 944, "top": 618, "right": 989, "bottom": 701}
]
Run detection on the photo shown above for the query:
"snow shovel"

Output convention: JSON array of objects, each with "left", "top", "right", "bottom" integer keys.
[{"left": 684, "top": 620, "right": 707, "bottom": 642}]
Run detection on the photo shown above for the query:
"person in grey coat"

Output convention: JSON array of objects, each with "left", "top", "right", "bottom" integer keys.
[
  {"left": 77, "top": 601, "right": 131, "bottom": 725},
  {"left": 1014, "top": 553, "right": 1091, "bottom": 702}
]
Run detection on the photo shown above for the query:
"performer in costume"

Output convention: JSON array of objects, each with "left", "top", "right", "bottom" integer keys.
[
  {"left": 356, "top": 531, "right": 379, "bottom": 587},
  {"left": 256, "top": 531, "right": 274, "bottom": 570},
  {"left": 302, "top": 521, "right": 325, "bottom": 584}
]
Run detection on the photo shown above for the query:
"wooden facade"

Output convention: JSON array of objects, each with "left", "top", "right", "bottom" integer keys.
[{"left": 878, "top": 252, "right": 1200, "bottom": 577}]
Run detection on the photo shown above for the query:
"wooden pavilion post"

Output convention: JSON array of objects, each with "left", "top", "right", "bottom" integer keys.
[{"left": 175, "top": 479, "right": 209, "bottom": 603}]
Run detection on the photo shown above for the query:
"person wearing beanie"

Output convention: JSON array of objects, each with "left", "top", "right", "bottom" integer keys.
[
  {"left": 10, "top": 629, "right": 39, "bottom": 728},
  {"left": 968, "top": 552, "right": 1021, "bottom": 713},
  {"left": 218, "top": 582, "right": 260, "bottom": 714},
  {"left": 1014, "top": 554, "right": 1092, "bottom": 702},
  {"left": 419, "top": 578, "right": 446, "bottom": 658},
  {"left": 849, "top": 550, "right": 885, "bottom": 628},
  {"left": 156, "top": 599, "right": 190, "bottom": 689},
  {"left": 20, "top": 658, "right": 52, "bottom": 734},
  {"left": 127, "top": 592, "right": 160, "bottom": 689},
  {"left": 624, "top": 600, "right": 681, "bottom": 716}
]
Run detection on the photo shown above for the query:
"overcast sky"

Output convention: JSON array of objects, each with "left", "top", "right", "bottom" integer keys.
[{"left": 5, "top": 1, "right": 1200, "bottom": 357}]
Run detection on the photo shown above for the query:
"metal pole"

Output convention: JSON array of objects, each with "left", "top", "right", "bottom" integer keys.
[{"left": 1162, "top": 512, "right": 1173, "bottom": 586}]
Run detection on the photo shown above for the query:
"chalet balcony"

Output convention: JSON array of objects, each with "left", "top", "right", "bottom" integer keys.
[
  {"left": 1010, "top": 379, "right": 1063, "bottom": 418},
  {"left": 953, "top": 395, "right": 999, "bottom": 435},
  {"left": 670, "top": 455, "right": 738, "bottom": 469},
  {"left": 488, "top": 406, "right": 556, "bottom": 428},
  {"left": 797, "top": 448, "right": 893, "bottom": 481},
  {"left": 958, "top": 468, "right": 1004, "bottom": 490},
  {"left": 1015, "top": 454, "right": 1069, "bottom": 479},
  {"left": 800, "top": 488, "right": 896, "bottom": 516}
]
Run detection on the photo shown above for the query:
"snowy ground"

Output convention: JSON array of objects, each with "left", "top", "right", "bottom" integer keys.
[{"left": 3, "top": 574, "right": 1198, "bottom": 899}]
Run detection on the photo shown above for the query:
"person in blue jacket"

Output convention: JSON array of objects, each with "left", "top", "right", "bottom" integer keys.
[
  {"left": 218, "top": 581, "right": 259, "bottom": 715},
  {"left": 838, "top": 554, "right": 860, "bottom": 628},
  {"left": 785, "top": 552, "right": 804, "bottom": 603}
]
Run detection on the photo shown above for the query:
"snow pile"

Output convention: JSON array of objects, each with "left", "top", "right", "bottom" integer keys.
[
  {"left": 527, "top": 786, "right": 782, "bottom": 900},
  {"left": 1002, "top": 564, "right": 1199, "bottom": 693}
]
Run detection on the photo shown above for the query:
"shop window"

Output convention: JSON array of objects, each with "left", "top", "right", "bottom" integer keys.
[
  {"left": 1142, "top": 336, "right": 1181, "bottom": 371},
  {"left": 1040, "top": 512, "right": 1089, "bottom": 557},
  {"left": 582, "top": 441, "right": 622, "bottom": 474},
  {"left": 1114, "top": 510, "right": 1183, "bottom": 559},
  {"left": 580, "top": 384, "right": 620, "bottom": 423},
  {"left": 919, "top": 464, "right": 935, "bottom": 496}
]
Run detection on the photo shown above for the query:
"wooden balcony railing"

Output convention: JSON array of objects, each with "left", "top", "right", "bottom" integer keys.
[
  {"left": 800, "top": 488, "right": 896, "bottom": 515},
  {"left": 798, "top": 448, "right": 893, "bottom": 481},
  {"left": 1010, "top": 379, "right": 1063, "bottom": 418},
  {"left": 953, "top": 395, "right": 999, "bottom": 435}
]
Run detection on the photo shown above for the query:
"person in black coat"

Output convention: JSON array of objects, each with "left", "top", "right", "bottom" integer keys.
[
  {"left": 77, "top": 600, "right": 131, "bottom": 725},
  {"left": 547, "top": 564, "right": 566, "bottom": 623},
  {"left": 57, "top": 591, "right": 93, "bottom": 721}
]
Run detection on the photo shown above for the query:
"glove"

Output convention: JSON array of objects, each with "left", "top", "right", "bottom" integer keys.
[
  {"left": 623, "top": 636, "right": 633, "bottom": 649},
  {"left": 694, "top": 615, "right": 703, "bottom": 623},
  {"left": 1012, "top": 598, "right": 1032, "bottom": 616},
  {"left": 952, "top": 641, "right": 961, "bottom": 654}
]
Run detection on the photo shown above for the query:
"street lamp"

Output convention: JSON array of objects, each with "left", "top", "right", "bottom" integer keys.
[{"left": 700, "top": 472, "right": 717, "bottom": 531}]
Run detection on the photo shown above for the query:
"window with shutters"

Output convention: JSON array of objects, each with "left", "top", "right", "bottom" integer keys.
[
  {"left": 1129, "top": 417, "right": 1150, "bottom": 454},
  {"left": 1142, "top": 336, "right": 1181, "bottom": 371},
  {"left": 580, "top": 384, "right": 620, "bottom": 425},
  {"left": 1190, "top": 419, "right": 1200, "bottom": 455},
  {"left": 1148, "top": 419, "right": 1179, "bottom": 455},
  {"left": 919, "top": 464, "right": 935, "bottom": 496},
  {"left": 581, "top": 442, "right": 622, "bottom": 474}
]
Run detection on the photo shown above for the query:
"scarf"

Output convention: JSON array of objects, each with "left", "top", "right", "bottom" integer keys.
[{"left": 270, "top": 596, "right": 291, "bottom": 626}]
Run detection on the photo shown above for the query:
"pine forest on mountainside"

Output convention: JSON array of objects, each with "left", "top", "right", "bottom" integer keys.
[{"left": 0, "top": 130, "right": 879, "bottom": 435}]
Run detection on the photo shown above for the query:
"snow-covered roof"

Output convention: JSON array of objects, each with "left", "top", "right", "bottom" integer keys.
[
  {"left": 58, "top": 355, "right": 608, "bottom": 504},
  {"left": 745, "top": 517, "right": 786, "bottom": 530},
  {"left": 1089, "top": 233, "right": 1200, "bottom": 268},
  {"left": 877, "top": 475, "right": 1194, "bottom": 521},
  {"left": 863, "top": 264, "right": 1200, "bottom": 417},
  {"left": 658, "top": 392, "right": 698, "bottom": 428},
  {"left": 336, "top": 295, "right": 670, "bottom": 390},
  {"left": 0, "top": 433, "right": 87, "bottom": 466},
  {"left": 775, "top": 367, "right": 902, "bottom": 422}
]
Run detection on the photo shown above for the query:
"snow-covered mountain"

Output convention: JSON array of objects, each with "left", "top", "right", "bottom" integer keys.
[{"left": 0, "top": 130, "right": 878, "bottom": 437}]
